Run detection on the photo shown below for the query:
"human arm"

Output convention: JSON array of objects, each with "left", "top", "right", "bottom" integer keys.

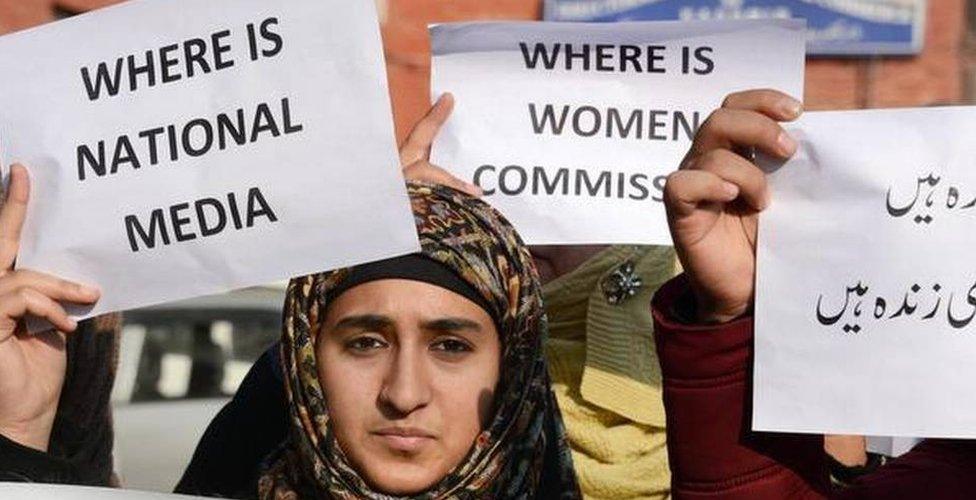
[
  {"left": 656, "top": 278, "right": 976, "bottom": 499},
  {"left": 656, "top": 90, "right": 836, "bottom": 498},
  {"left": 652, "top": 275, "right": 828, "bottom": 499},
  {"left": 0, "top": 164, "right": 101, "bottom": 480},
  {"left": 399, "top": 93, "right": 481, "bottom": 196}
]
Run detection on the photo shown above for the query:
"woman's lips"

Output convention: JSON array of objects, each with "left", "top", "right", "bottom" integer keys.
[{"left": 372, "top": 427, "right": 436, "bottom": 453}]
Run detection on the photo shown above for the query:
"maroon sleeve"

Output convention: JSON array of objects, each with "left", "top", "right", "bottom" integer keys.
[
  {"left": 838, "top": 439, "right": 976, "bottom": 499},
  {"left": 652, "top": 275, "right": 829, "bottom": 500}
]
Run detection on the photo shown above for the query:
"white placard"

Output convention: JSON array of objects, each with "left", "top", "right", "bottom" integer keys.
[
  {"left": 0, "top": 483, "right": 210, "bottom": 500},
  {"left": 0, "top": 0, "right": 419, "bottom": 322},
  {"left": 430, "top": 19, "right": 805, "bottom": 245},
  {"left": 756, "top": 107, "right": 976, "bottom": 438}
]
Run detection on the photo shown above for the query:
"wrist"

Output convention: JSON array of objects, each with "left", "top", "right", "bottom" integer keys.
[
  {"left": 692, "top": 294, "right": 750, "bottom": 324},
  {"left": 825, "top": 435, "right": 868, "bottom": 467},
  {"left": 0, "top": 413, "right": 55, "bottom": 452}
]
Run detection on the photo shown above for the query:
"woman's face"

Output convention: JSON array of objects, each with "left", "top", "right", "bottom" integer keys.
[{"left": 317, "top": 279, "right": 501, "bottom": 495}]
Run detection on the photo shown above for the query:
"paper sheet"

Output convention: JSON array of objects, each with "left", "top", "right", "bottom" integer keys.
[
  {"left": 430, "top": 19, "right": 805, "bottom": 244},
  {"left": 0, "top": 0, "right": 419, "bottom": 323},
  {"left": 756, "top": 106, "right": 976, "bottom": 438}
]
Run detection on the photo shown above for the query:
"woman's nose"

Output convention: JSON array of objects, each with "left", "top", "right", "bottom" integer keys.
[{"left": 378, "top": 344, "right": 432, "bottom": 416}]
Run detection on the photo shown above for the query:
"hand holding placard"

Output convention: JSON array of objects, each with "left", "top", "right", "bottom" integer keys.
[
  {"left": 0, "top": 165, "right": 100, "bottom": 452},
  {"left": 400, "top": 93, "right": 482, "bottom": 197},
  {"left": 664, "top": 89, "right": 801, "bottom": 322}
]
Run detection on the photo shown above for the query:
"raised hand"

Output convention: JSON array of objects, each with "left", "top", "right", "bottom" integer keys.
[
  {"left": 400, "top": 93, "right": 482, "bottom": 197},
  {"left": 0, "top": 164, "right": 100, "bottom": 451},
  {"left": 664, "top": 89, "right": 802, "bottom": 322}
]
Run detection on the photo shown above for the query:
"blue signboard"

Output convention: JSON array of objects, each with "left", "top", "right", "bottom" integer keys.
[{"left": 544, "top": 0, "right": 926, "bottom": 56}]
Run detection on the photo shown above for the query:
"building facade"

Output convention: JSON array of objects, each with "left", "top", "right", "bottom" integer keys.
[{"left": 0, "top": 0, "right": 968, "bottom": 143}]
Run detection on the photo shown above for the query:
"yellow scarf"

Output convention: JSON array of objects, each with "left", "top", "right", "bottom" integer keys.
[{"left": 544, "top": 245, "right": 677, "bottom": 500}]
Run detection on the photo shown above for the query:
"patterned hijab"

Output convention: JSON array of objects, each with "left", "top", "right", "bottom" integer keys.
[{"left": 258, "top": 182, "right": 580, "bottom": 499}]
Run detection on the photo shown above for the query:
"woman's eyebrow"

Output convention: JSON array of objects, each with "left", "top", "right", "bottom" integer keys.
[
  {"left": 424, "top": 317, "right": 484, "bottom": 333},
  {"left": 334, "top": 314, "right": 393, "bottom": 331}
]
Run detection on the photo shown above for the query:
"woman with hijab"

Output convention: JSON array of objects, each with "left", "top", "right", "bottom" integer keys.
[
  {"left": 255, "top": 182, "right": 580, "bottom": 498},
  {"left": 0, "top": 166, "right": 580, "bottom": 498},
  {"left": 181, "top": 95, "right": 677, "bottom": 499}
]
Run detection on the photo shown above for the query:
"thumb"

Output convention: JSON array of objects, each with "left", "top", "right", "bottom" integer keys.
[{"left": 404, "top": 161, "right": 482, "bottom": 197}]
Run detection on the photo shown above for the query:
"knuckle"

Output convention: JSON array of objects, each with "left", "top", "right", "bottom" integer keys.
[
  {"left": 693, "top": 111, "right": 725, "bottom": 144},
  {"left": 15, "top": 287, "right": 34, "bottom": 303},
  {"left": 753, "top": 169, "right": 769, "bottom": 189},
  {"left": 721, "top": 91, "right": 743, "bottom": 109},
  {"left": 703, "top": 108, "right": 728, "bottom": 130},
  {"left": 663, "top": 171, "right": 689, "bottom": 198},
  {"left": 662, "top": 182, "right": 679, "bottom": 206},
  {"left": 403, "top": 162, "right": 428, "bottom": 177},
  {"left": 699, "top": 149, "right": 726, "bottom": 167},
  {"left": 757, "top": 89, "right": 780, "bottom": 109},
  {"left": 763, "top": 121, "right": 783, "bottom": 144},
  {"left": 59, "top": 279, "right": 78, "bottom": 292},
  {"left": 740, "top": 167, "right": 766, "bottom": 194}
]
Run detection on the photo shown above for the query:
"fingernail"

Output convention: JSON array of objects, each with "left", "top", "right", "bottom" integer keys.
[
  {"left": 761, "top": 190, "right": 772, "bottom": 210},
  {"left": 781, "top": 98, "right": 803, "bottom": 119},
  {"left": 80, "top": 284, "right": 100, "bottom": 297},
  {"left": 722, "top": 182, "right": 739, "bottom": 200},
  {"left": 777, "top": 131, "right": 798, "bottom": 156},
  {"left": 466, "top": 182, "right": 484, "bottom": 196},
  {"left": 66, "top": 318, "right": 77, "bottom": 330}
]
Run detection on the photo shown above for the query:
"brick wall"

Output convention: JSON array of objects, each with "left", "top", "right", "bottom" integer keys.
[
  {"left": 1, "top": 0, "right": 966, "bottom": 141},
  {"left": 378, "top": 0, "right": 968, "bottom": 133},
  {"left": 379, "top": 0, "right": 542, "bottom": 142},
  {"left": 806, "top": 0, "right": 966, "bottom": 109}
]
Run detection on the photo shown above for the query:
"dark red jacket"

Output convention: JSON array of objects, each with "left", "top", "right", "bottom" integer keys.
[{"left": 652, "top": 275, "right": 976, "bottom": 499}]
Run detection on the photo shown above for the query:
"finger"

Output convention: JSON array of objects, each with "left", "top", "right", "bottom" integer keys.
[
  {"left": 664, "top": 170, "right": 740, "bottom": 218},
  {"left": 0, "top": 164, "right": 29, "bottom": 271},
  {"left": 403, "top": 161, "right": 482, "bottom": 197},
  {"left": 0, "top": 270, "right": 100, "bottom": 304},
  {"left": 399, "top": 93, "right": 455, "bottom": 167},
  {"left": 0, "top": 288, "right": 76, "bottom": 336},
  {"left": 693, "top": 108, "right": 797, "bottom": 160},
  {"left": 688, "top": 149, "right": 769, "bottom": 210},
  {"left": 722, "top": 89, "right": 803, "bottom": 122}
]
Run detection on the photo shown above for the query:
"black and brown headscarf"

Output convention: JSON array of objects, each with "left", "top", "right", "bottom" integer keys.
[{"left": 258, "top": 182, "right": 580, "bottom": 499}]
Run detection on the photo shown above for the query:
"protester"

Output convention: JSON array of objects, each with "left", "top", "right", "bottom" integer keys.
[
  {"left": 260, "top": 184, "right": 577, "bottom": 498},
  {"left": 0, "top": 315, "right": 121, "bottom": 486},
  {"left": 0, "top": 168, "right": 581, "bottom": 497},
  {"left": 180, "top": 95, "right": 677, "bottom": 499},
  {"left": 655, "top": 88, "right": 976, "bottom": 498},
  {"left": 256, "top": 181, "right": 580, "bottom": 498},
  {"left": 0, "top": 165, "right": 121, "bottom": 485}
]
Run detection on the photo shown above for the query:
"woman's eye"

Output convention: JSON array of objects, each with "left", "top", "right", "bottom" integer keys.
[
  {"left": 431, "top": 338, "right": 473, "bottom": 354},
  {"left": 346, "top": 336, "right": 386, "bottom": 352}
]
